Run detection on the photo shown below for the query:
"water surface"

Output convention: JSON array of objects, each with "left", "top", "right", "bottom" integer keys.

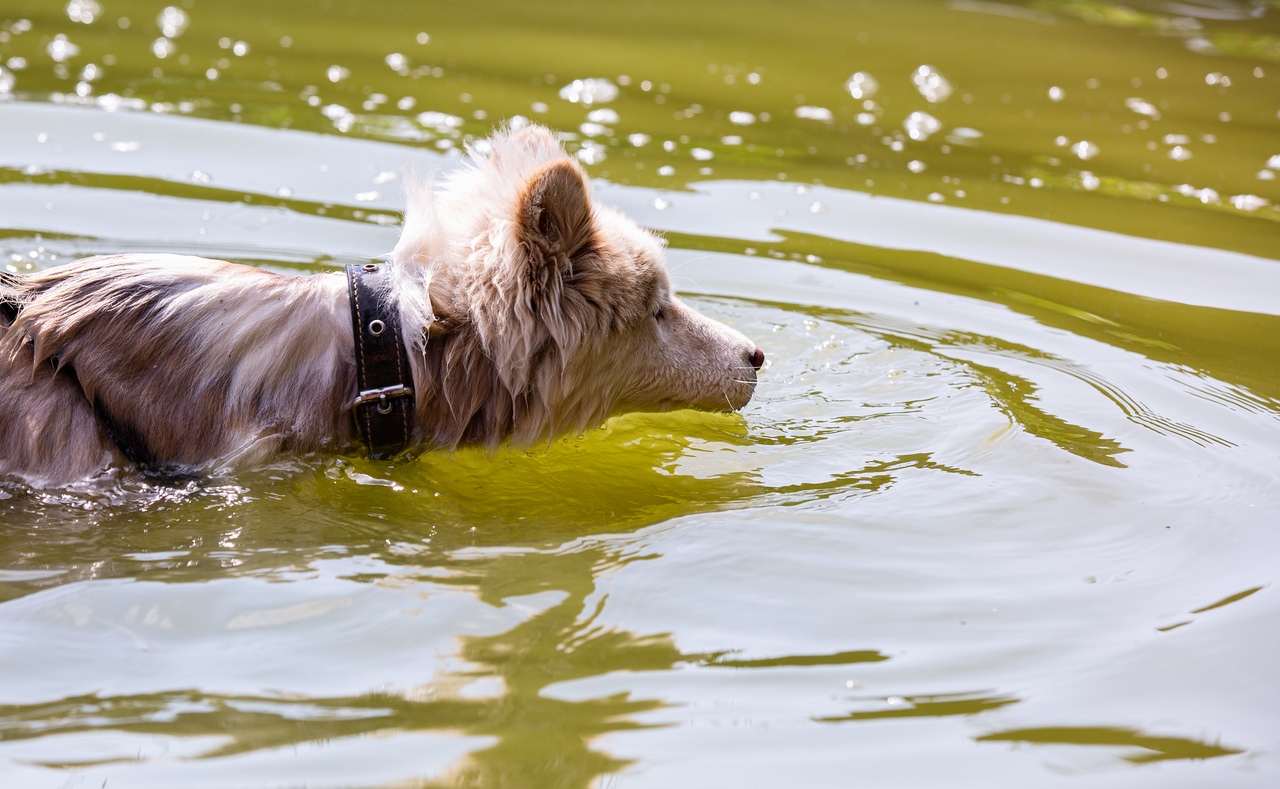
[{"left": 1, "top": 1, "right": 1278, "bottom": 787}]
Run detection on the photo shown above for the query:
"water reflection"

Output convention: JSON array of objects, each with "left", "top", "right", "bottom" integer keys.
[
  {"left": 0, "top": 516, "right": 901, "bottom": 787},
  {"left": 0, "top": 427, "right": 761, "bottom": 785},
  {"left": 816, "top": 690, "right": 1019, "bottom": 722},
  {"left": 0, "top": 554, "right": 672, "bottom": 787},
  {"left": 0, "top": 412, "right": 763, "bottom": 596},
  {"left": 976, "top": 725, "right": 1244, "bottom": 764}
]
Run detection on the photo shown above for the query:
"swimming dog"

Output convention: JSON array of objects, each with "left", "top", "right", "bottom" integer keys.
[{"left": 0, "top": 125, "right": 763, "bottom": 486}]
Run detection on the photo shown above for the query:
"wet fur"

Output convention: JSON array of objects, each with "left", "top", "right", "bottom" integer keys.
[{"left": 0, "top": 126, "right": 760, "bottom": 487}]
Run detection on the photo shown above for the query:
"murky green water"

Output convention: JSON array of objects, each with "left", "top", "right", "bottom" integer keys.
[{"left": 2, "top": 1, "right": 1279, "bottom": 786}]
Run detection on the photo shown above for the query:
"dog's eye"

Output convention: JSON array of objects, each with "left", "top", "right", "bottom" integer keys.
[{"left": 652, "top": 305, "right": 666, "bottom": 321}]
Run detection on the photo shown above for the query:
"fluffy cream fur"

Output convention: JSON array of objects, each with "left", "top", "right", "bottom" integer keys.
[{"left": 0, "top": 125, "right": 761, "bottom": 486}]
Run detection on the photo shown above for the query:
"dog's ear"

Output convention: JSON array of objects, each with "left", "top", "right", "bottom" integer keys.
[
  {"left": 515, "top": 160, "right": 595, "bottom": 276},
  {"left": 484, "top": 157, "right": 598, "bottom": 391}
]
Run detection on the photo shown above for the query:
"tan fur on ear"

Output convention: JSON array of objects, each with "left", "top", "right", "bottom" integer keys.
[{"left": 517, "top": 160, "right": 596, "bottom": 271}]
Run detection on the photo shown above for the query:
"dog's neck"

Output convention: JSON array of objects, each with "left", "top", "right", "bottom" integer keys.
[{"left": 344, "top": 262, "right": 415, "bottom": 458}]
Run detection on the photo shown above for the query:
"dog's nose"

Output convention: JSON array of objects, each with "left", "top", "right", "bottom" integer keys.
[{"left": 748, "top": 347, "right": 765, "bottom": 371}]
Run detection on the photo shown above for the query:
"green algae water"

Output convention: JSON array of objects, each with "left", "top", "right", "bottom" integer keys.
[{"left": 2, "top": 1, "right": 1279, "bottom": 786}]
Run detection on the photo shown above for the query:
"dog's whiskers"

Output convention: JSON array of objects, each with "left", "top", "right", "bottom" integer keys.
[{"left": 666, "top": 253, "right": 713, "bottom": 274}]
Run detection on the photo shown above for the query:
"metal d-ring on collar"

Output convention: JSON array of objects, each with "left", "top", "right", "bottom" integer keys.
[{"left": 345, "top": 262, "right": 415, "bottom": 458}]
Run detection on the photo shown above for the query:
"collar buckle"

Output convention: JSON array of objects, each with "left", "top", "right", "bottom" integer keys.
[{"left": 351, "top": 384, "right": 415, "bottom": 414}]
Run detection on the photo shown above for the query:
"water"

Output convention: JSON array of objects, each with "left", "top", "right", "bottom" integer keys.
[{"left": 2, "top": 1, "right": 1279, "bottom": 786}]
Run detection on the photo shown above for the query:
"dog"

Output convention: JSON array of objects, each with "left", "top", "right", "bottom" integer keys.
[{"left": 0, "top": 125, "right": 763, "bottom": 486}]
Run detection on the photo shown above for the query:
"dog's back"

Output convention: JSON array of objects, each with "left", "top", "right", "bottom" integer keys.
[{"left": 0, "top": 257, "right": 355, "bottom": 486}]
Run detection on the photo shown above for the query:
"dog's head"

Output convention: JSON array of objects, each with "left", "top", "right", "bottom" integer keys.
[{"left": 392, "top": 124, "right": 762, "bottom": 445}]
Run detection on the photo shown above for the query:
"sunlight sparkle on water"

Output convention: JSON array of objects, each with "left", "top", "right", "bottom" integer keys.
[
  {"left": 904, "top": 111, "right": 942, "bottom": 141},
  {"left": 66, "top": 0, "right": 101, "bottom": 24},
  {"left": 1072, "top": 140, "right": 1099, "bottom": 160},
  {"left": 946, "top": 127, "right": 983, "bottom": 145},
  {"left": 559, "top": 78, "right": 618, "bottom": 106},
  {"left": 795, "top": 106, "right": 833, "bottom": 122},
  {"left": 1176, "top": 183, "right": 1221, "bottom": 204},
  {"left": 845, "top": 71, "right": 879, "bottom": 100},
  {"left": 729, "top": 111, "right": 757, "bottom": 125},
  {"left": 385, "top": 53, "right": 408, "bottom": 73},
  {"left": 47, "top": 34, "right": 80, "bottom": 63},
  {"left": 1125, "top": 97, "right": 1160, "bottom": 119},
  {"left": 416, "top": 111, "right": 463, "bottom": 132},
  {"left": 577, "top": 141, "right": 606, "bottom": 164},
  {"left": 1229, "top": 194, "right": 1269, "bottom": 211},
  {"left": 157, "top": 6, "right": 188, "bottom": 38},
  {"left": 912, "top": 65, "right": 953, "bottom": 103}
]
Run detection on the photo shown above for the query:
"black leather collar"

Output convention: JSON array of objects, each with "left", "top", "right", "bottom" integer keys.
[{"left": 345, "top": 262, "right": 415, "bottom": 458}]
